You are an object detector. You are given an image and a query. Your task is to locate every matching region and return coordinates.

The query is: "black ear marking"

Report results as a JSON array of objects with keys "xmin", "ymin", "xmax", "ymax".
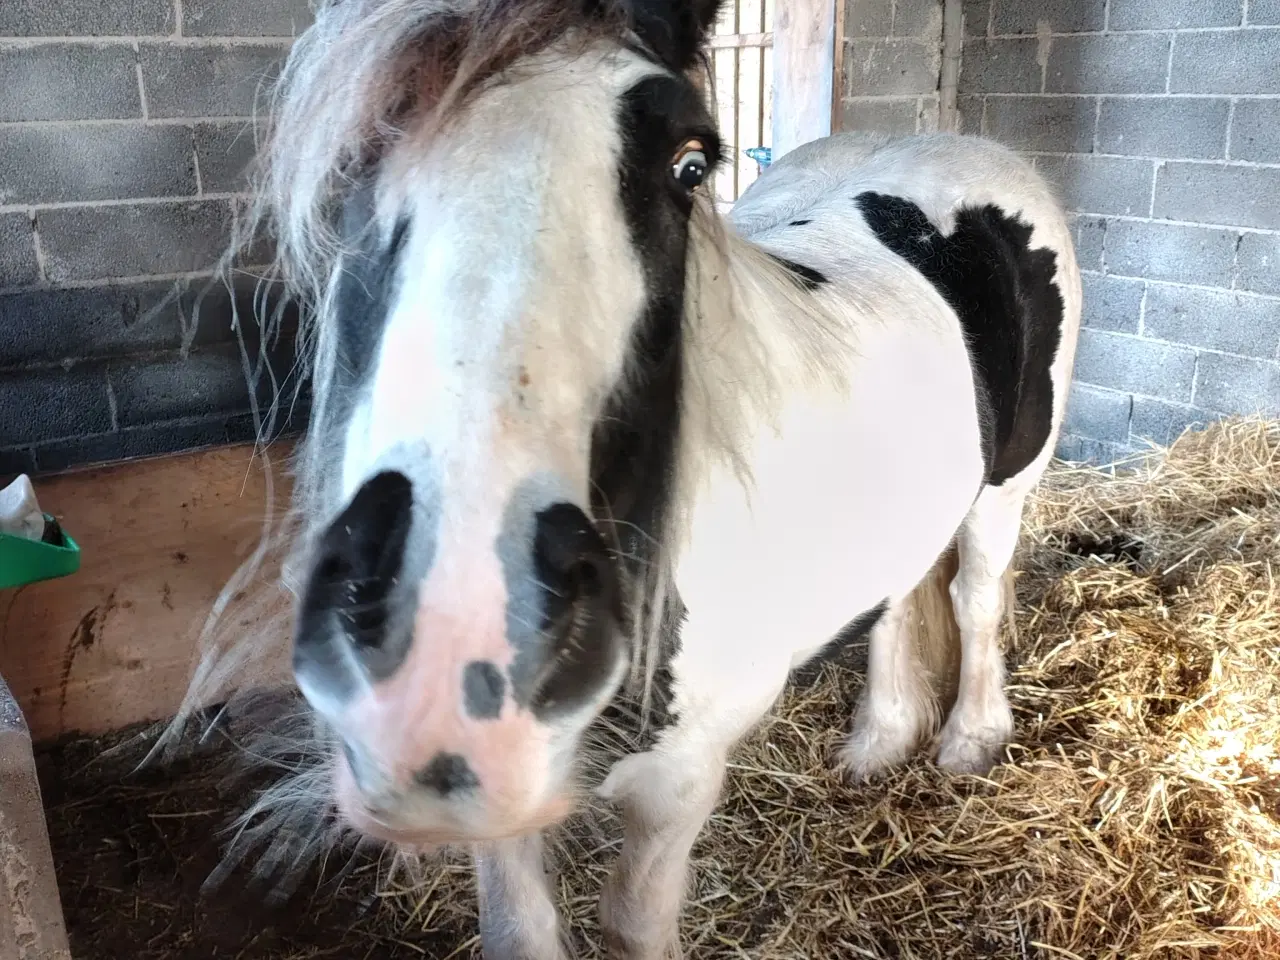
[{"xmin": 626, "ymin": 0, "xmax": 725, "ymax": 70}]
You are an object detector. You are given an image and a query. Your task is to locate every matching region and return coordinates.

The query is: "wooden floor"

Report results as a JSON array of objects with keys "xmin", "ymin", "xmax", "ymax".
[{"xmin": 0, "ymin": 444, "xmax": 295, "ymax": 742}]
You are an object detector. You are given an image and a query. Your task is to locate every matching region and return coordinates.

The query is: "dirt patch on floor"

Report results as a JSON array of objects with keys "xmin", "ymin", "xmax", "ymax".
[{"xmin": 37, "ymin": 724, "xmax": 459, "ymax": 960}]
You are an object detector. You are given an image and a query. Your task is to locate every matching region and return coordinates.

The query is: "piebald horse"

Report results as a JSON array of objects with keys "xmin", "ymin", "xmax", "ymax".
[{"xmin": 177, "ymin": 0, "xmax": 1080, "ymax": 955}]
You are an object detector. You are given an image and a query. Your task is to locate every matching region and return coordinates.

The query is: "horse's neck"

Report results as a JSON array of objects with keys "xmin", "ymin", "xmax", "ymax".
[
  {"xmin": 684, "ymin": 211, "xmax": 858, "ymax": 401},
  {"xmin": 673, "ymin": 215, "xmax": 837, "ymax": 510},
  {"xmin": 677, "ymin": 201, "xmax": 946, "ymax": 493}
]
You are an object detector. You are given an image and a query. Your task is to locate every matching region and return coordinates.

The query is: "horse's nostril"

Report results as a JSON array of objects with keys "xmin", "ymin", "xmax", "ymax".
[
  {"xmin": 296, "ymin": 470, "xmax": 414, "ymax": 680},
  {"xmin": 521, "ymin": 501, "xmax": 622, "ymax": 717},
  {"xmin": 534, "ymin": 501, "xmax": 612, "ymax": 602}
]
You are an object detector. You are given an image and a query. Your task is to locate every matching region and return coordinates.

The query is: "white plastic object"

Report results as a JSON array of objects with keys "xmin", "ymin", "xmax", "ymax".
[{"xmin": 0, "ymin": 475, "xmax": 45, "ymax": 542}]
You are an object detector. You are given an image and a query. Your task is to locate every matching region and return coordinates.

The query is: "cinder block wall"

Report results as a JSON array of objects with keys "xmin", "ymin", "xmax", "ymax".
[
  {"xmin": 841, "ymin": 0, "xmax": 943, "ymax": 133},
  {"xmin": 958, "ymin": 0, "xmax": 1280, "ymax": 460},
  {"xmin": 0, "ymin": 0, "xmax": 311, "ymax": 477},
  {"xmin": 5, "ymin": 0, "xmax": 1279, "ymax": 474}
]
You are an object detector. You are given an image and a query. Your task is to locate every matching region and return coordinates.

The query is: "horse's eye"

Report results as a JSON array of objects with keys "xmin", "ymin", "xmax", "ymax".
[{"xmin": 671, "ymin": 140, "xmax": 709, "ymax": 190}]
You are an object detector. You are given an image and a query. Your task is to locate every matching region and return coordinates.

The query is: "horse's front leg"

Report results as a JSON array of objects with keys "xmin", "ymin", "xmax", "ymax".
[
  {"xmin": 474, "ymin": 833, "xmax": 569, "ymax": 960},
  {"xmin": 596, "ymin": 627, "xmax": 793, "ymax": 959},
  {"xmin": 595, "ymin": 742, "xmax": 723, "ymax": 960}
]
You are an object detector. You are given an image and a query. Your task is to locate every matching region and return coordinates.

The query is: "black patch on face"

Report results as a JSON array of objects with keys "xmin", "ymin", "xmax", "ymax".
[
  {"xmin": 596, "ymin": 75, "xmax": 718, "ymax": 533},
  {"xmin": 414, "ymin": 751, "xmax": 479, "ymax": 795},
  {"xmin": 492, "ymin": 73, "xmax": 719, "ymax": 732},
  {"xmin": 789, "ymin": 219, "xmax": 812, "ymax": 226},
  {"xmin": 769, "ymin": 254, "xmax": 829, "ymax": 291},
  {"xmin": 295, "ymin": 467, "xmax": 435, "ymax": 696},
  {"xmin": 331, "ymin": 184, "xmax": 411, "ymax": 398},
  {"xmin": 319, "ymin": 183, "xmax": 413, "ymax": 475},
  {"xmin": 462, "ymin": 660, "xmax": 506, "ymax": 720},
  {"xmin": 854, "ymin": 192, "xmax": 1065, "ymax": 486},
  {"xmin": 592, "ymin": 75, "xmax": 711, "ymax": 539},
  {"xmin": 575, "ymin": 73, "xmax": 718, "ymax": 727}
]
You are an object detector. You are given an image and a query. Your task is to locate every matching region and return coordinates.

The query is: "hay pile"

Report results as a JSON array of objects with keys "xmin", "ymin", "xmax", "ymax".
[
  {"xmin": 377, "ymin": 417, "xmax": 1280, "ymax": 959},
  {"xmin": 49, "ymin": 417, "xmax": 1278, "ymax": 959}
]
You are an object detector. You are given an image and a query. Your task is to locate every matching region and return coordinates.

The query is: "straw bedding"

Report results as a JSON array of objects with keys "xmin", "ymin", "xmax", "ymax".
[{"xmin": 43, "ymin": 417, "xmax": 1280, "ymax": 959}]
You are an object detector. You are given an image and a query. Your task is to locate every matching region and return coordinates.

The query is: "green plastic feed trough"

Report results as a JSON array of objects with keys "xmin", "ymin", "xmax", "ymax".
[{"xmin": 0, "ymin": 516, "xmax": 81, "ymax": 590}]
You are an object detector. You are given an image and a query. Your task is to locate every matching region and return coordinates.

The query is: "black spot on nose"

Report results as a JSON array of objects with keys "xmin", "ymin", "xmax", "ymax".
[
  {"xmin": 415, "ymin": 752, "xmax": 479, "ymax": 796},
  {"xmin": 463, "ymin": 660, "xmax": 505, "ymax": 720}
]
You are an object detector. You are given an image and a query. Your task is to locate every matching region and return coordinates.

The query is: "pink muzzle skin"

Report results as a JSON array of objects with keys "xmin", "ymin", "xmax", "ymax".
[
  {"xmin": 329, "ymin": 565, "xmax": 579, "ymax": 844},
  {"xmin": 332, "ymin": 748, "xmax": 578, "ymax": 846}
]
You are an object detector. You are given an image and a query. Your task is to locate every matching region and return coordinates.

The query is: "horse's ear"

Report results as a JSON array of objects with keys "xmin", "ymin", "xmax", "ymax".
[{"xmin": 624, "ymin": 0, "xmax": 723, "ymax": 71}]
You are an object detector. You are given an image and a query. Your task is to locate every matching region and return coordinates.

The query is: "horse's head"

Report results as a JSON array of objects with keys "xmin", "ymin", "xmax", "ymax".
[{"xmin": 272, "ymin": 0, "xmax": 724, "ymax": 846}]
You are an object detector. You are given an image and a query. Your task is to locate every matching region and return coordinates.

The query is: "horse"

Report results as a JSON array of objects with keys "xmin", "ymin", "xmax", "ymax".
[{"xmin": 174, "ymin": 0, "xmax": 1081, "ymax": 955}]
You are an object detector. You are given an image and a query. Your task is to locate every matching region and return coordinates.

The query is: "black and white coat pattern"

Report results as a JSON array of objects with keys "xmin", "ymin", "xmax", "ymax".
[
  {"xmin": 590, "ymin": 130, "xmax": 1080, "ymax": 957},
  {"xmin": 175, "ymin": 2, "xmax": 1081, "ymax": 956}
]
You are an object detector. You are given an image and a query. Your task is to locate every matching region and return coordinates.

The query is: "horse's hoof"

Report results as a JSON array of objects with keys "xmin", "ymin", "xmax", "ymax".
[
  {"xmin": 935, "ymin": 726, "xmax": 1009, "ymax": 775},
  {"xmin": 834, "ymin": 725, "xmax": 916, "ymax": 783},
  {"xmin": 600, "ymin": 924, "xmax": 680, "ymax": 960}
]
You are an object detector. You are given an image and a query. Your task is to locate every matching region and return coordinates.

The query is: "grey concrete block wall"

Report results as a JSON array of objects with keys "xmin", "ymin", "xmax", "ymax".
[
  {"xmin": 839, "ymin": 0, "xmax": 943, "ymax": 135},
  {"xmin": 957, "ymin": 0, "xmax": 1280, "ymax": 462},
  {"xmin": 0, "ymin": 44, "xmax": 144, "ymax": 122},
  {"xmin": 0, "ymin": 0, "xmax": 308, "ymax": 478},
  {"xmin": 6, "ymin": 0, "xmax": 1280, "ymax": 475},
  {"xmin": 1253, "ymin": 0, "xmax": 1280, "ymax": 23}
]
